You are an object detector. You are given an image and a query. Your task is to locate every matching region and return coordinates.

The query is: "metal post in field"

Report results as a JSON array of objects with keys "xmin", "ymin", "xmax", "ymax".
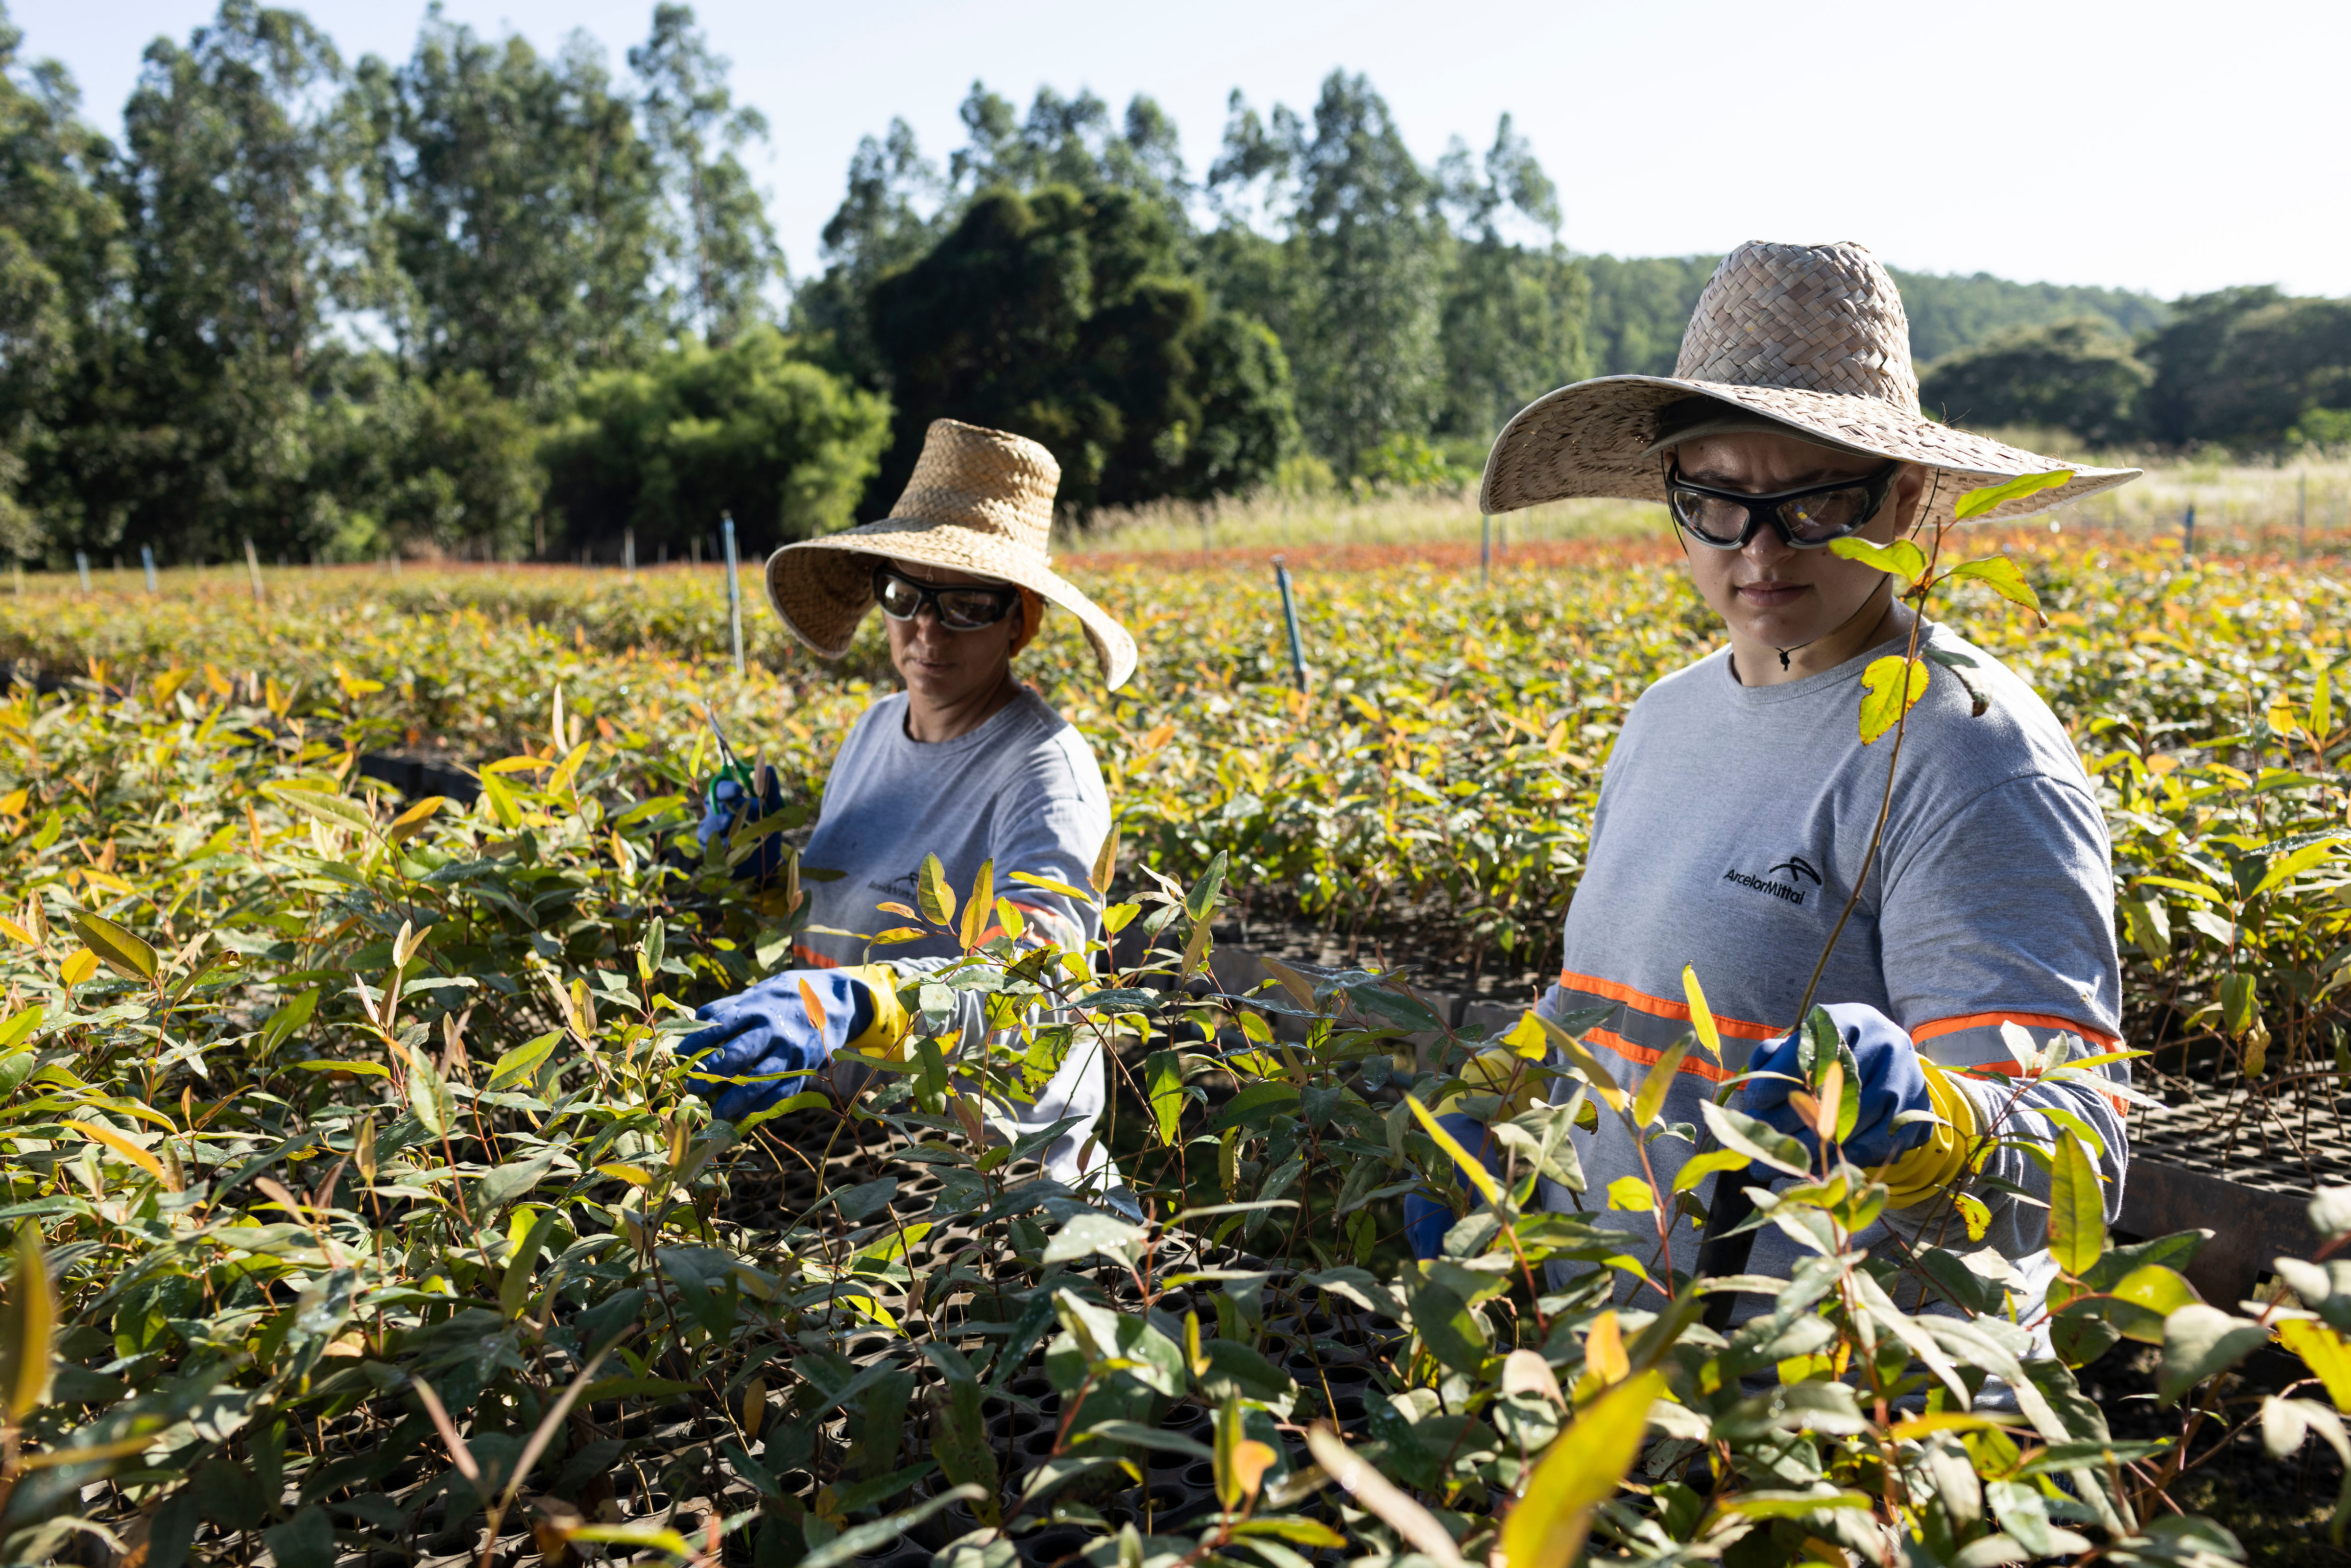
[
  {"xmin": 141, "ymin": 545, "xmax": 158, "ymax": 593},
  {"xmin": 624, "ymin": 527, "xmax": 636, "ymax": 578},
  {"xmin": 1480, "ymin": 513, "xmax": 1491, "ymax": 590},
  {"xmin": 2183, "ymin": 504, "xmax": 2195, "ymax": 557},
  {"xmin": 75, "ymin": 552, "xmax": 89, "ymax": 593},
  {"xmin": 721, "ymin": 512, "xmax": 744, "ymax": 677},
  {"xmin": 1274, "ymin": 555, "xmax": 1308, "ymax": 692},
  {"xmin": 243, "ymin": 538, "xmax": 264, "ymax": 604},
  {"xmin": 2298, "ymin": 471, "xmax": 2308, "ymax": 563}
]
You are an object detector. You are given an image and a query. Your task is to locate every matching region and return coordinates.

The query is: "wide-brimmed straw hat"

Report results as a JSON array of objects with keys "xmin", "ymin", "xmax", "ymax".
[
  {"xmin": 765, "ymin": 419, "xmax": 1138, "ymax": 689},
  {"xmin": 1478, "ymin": 240, "xmax": 2140, "ymax": 527}
]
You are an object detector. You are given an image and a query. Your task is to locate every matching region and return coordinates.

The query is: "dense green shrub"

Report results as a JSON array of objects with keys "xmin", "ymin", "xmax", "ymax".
[{"xmin": 539, "ymin": 329, "xmax": 891, "ymax": 555}]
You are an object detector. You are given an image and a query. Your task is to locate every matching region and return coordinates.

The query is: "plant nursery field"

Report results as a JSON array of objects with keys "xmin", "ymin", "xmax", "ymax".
[{"xmin": 2, "ymin": 509, "xmax": 2351, "ymax": 1566}]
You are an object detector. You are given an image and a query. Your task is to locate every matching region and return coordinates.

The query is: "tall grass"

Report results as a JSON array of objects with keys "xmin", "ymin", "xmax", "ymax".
[{"xmin": 1064, "ymin": 449, "xmax": 2351, "ymax": 562}]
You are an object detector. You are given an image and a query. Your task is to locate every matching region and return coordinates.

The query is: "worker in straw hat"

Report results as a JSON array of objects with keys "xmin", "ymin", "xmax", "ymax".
[
  {"xmin": 1409, "ymin": 241, "xmax": 2138, "ymax": 1322},
  {"xmin": 679, "ymin": 419, "xmax": 1136, "ymax": 1190}
]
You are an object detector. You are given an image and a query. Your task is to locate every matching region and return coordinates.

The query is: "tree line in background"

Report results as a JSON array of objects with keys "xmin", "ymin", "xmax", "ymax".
[{"xmin": 0, "ymin": 1, "xmax": 2346, "ymax": 570}]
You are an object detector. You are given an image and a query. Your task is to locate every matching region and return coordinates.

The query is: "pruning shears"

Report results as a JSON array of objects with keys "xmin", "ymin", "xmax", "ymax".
[{"xmin": 702, "ymin": 703, "xmax": 756, "ymax": 794}]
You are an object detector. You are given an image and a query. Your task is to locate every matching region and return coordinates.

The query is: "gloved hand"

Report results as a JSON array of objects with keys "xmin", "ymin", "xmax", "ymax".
[
  {"xmin": 680, "ymin": 964, "xmax": 907, "ymax": 1122},
  {"xmin": 1403, "ymin": 1111, "xmax": 1508, "ymax": 1259},
  {"xmin": 1403, "ymin": 1048, "xmax": 1544, "ymax": 1259},
  {"xmin": 695, "ymin": 765, "xmax": 787, "ymax": 880},
  {"xmin": 1742, "ymin": 1002, "xmax": 1932, "ymax": 1170}
]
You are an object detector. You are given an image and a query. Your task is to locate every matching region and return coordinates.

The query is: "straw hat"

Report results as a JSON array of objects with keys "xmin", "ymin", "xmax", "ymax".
[
  {"xmin": 1479, "ymin": 240, "xmax": 2141, "ymax": 527},
  {"xmin": 765, "ymin": 419, "xmax": 1138, "ymax": 689}
]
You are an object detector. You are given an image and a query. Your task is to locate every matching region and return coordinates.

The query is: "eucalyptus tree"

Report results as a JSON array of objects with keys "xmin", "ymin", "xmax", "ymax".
[
  {"xmin": 628, "ymin": 2, "xmax": 781, "ymax": 347},
  {"xmin": 115, "ymin": 0, "xmax": 360, "ymax": 559},
  {"xmin": 352, "ymin": 13, "xmax": 667, "ymax": 410}
]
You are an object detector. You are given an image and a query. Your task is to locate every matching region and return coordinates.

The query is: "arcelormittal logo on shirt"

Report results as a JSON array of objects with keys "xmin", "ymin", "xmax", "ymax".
[{"xmin": 1723, "ymin": 855, "xmax": 1822, "ymax": 906}]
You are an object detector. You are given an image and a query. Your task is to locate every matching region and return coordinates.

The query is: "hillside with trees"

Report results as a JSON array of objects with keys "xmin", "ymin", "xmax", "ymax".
[{"xmin": 0, "ymin": 0, "xmax": 2343, "ymax": 571}]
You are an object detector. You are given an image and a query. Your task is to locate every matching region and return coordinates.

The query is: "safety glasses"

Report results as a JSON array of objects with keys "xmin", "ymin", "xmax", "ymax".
[
  {"xmin": 871, "ymin": 565, "xmax": 1021, "ymax": 631},
  {"xmin": 1665, "ymin": 461, "xmax": 1902, "ymax": 550}
]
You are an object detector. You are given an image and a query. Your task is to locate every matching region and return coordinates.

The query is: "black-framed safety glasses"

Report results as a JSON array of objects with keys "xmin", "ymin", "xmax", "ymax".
[
  {"xmin": 871, "ymin": 564, "xmax": 1021, "ymax": 631},
  {"xmin": 1665, "ymin": 460, "xmax": 1902, "ymax": 550}
]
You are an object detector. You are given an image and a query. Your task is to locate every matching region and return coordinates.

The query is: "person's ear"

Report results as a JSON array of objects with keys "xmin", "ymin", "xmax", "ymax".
[{"xmin": 1892, "ymin": 465, "xmax": 1927, "ymax": 535}]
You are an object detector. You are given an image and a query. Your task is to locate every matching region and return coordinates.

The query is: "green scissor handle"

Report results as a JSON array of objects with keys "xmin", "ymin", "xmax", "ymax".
[{"xmin": 703, "ymin": 704, "xmax": 755, "ymax": 793}]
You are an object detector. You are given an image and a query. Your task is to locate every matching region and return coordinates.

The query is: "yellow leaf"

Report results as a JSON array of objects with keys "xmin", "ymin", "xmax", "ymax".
[
  {"xmin": 0, "ymin": 916, "xmax": 34, "ymax": 947},
  {"xmin": 2279, "ymin": 1319, "xmax": 2351, "ymax": 1411},
  {"xmin": 1500, "ymin": 1370, "xmax": 1663, "ymax": 1568},
  {"xmin": 1583, "ymin": 1310, "xmax": 1630, "ymax": 1384},
  {"xmin": 57, "ymin": 949, "xmax": 96, "ymax": 986},
  {"xmin": 387, "ymin": 795, "xmax": 447, "ymax": 845},
  {"xmin": 1858, "ymin": 654, "xmax": 1929, "ymax": 745},
  {"xmin": 0, "ymin": 1222, "xmax": 57, "ymax": 1420},
  {"xmin": 798, "ymin": 978, "xmax": 828, "ymax": 1034},
  {"xmin": 1605, "ymin": 1175, "xmax": 1654, "ymax": 1212},
  {"xmin": 596, "ymin": 1163, "xmax": 655, "ymax": 1187},
  {"xmin": 1681, "ymin": 965, "xmax": 1721, "ymax": 1061},
  {"xmin": 959, "ymin": 859, "xmax": 995, "ymax": 950},
  {"xmin": 1231, "ymin": 1438, "xmax": 1277, "ymax": 1500},
  {"xmin": 1404, "ymin": 1093, "xmax": 1505, "ymax": 1209},
  {"xmin": 65, "ymin": 1120, "xmax": 163, "ymax": 1181},
  {"xmin": 0, "ymin": 787, "xmax": 26, "ymax": 819}
]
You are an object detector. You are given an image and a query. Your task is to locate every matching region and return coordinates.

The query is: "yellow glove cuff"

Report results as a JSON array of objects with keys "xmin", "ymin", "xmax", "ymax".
[
  {"xmin": 840, "ymin": 963, "xmax": 910, "ymax": 1060},
  {"xmin": 1435, "ymin": 1047, "xmax": 1543, "ymax": 1119},
  {"xmin": 1873, "ymin": 1061, "xmax": 1979, "ymax": 1209}
]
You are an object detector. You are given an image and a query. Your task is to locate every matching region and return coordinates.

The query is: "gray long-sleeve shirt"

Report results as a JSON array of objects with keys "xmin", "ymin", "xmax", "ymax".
[
  {"xmin": 1538, "ymin": 620, "xmax": 2127, "ymax": 1317},
  {"xmin": 792, "ymin": 685, "xmax": 1114, "ymax": 1188}
]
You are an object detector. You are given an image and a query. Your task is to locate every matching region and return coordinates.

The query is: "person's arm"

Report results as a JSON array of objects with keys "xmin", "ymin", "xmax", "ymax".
[{"xmin": 1875, "ymin": 773, "xmax": 2129, "ymax": 1254}]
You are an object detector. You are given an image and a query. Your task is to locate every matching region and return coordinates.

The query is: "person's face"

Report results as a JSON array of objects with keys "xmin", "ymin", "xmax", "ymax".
[
  {"xmin": 883, "ymin": 558, "xmax": 1023, "ymax": 709},
  {"xmin": 1670, "ymin": 433, "xmax": 1924, "ymax": 657}
]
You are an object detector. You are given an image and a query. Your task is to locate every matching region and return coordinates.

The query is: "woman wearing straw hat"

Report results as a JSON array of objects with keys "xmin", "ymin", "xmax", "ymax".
[
  {"xmin": 680, "ymin": 419, "xmax": 1136, "ymax": 1189},
  {"xmin": 1412, "ymin": 241, "xmax": 2138, "ymax": 1315}
]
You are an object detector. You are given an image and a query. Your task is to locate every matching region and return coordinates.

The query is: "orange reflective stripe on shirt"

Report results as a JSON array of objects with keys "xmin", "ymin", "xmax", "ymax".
[
  {"xmin": 1915, "ymin": 1011, "xmax": 2128, "ymax": 1112},
  {"xmin": 1587, "ymin": 1025, "xmax": 1737, "ymax": 1084},
  {"xmin": 1911, "ymin": 1010, "xmax": 2120, "ymax": 1049},
  {"xmin": 1558, "ymin": 969, "xmax": 1781, "ymax": 1039}
]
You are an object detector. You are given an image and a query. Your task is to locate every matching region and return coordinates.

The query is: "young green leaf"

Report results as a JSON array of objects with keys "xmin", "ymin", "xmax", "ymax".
[
  {"xmin": 2048, "ymin": 1129, "xmax": 2105, "ymax": 1276},
  {"xmin": 1953, "ymin": 469, "xmax": 2074, "ymax": 521},
  {"xmin": 1827, "ymin": 536, "xmax": 1928, "ymax": 584},
  {"xmin": 70, "ymin": 910, "xmax": 157, "ymax": 983},
  {"xmin": 2159, "ymin": 1305, "xmax": 2269, "ymax": 1405},
  {"xmin": 916, "ymin": 854, "xmax": 956, "ymax": 926},
  {"xmin": 1090, "ymin": 822, "xmax": 1120, "ymax": 897},
  {"xmin": 1859, "ymin": 654, "xmax": 1929, "ymax": 744},
  {"xmin": 1184, "ymin": 851, "xmax": 1228, "ymax": 923},
  {"xmin": 1947, "ymin": 557, "xmax": 2045, "ymax": 622},
  {"xmin": 1632, "ymin": 1040, "xmax": 1690, "ymax": 1129},
  {"xmin": 258, "ymin": 988, "xmax": 318, "ymax": 1055}
]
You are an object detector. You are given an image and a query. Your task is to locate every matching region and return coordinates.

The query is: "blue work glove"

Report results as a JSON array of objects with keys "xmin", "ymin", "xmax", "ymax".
[
  {"xmin": 1403, "ymin": 1112, "xmax": 1507, "ymax": 1259},
  {"xmin": 695, "ymin": 766, "xmax": 787, "ymax": 880},
  {"xmin": 680, "ymin": 968, "xmax": 879, "ymax": 1122},
  {"xmin": 1741, "ymin": 1002, "xmax": 1932, "ymax": 1170}
]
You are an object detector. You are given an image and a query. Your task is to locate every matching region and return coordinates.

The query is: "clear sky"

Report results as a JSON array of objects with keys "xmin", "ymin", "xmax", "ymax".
[{"xmin": 12, "ymin": 0, "xmax": 2345, "ymax": 301}]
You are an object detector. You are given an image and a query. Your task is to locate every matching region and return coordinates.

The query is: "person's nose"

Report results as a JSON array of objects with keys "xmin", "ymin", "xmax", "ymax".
[{"xmin": 1741, "ymin": 512, "xmax": 1795, "ymax": 569}]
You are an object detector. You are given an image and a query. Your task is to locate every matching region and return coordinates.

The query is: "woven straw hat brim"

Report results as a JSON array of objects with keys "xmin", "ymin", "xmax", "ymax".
[
  {"xmin": 1478, "ymin": 376, "xmax": 2140, "ymax": 528},
  {"xmin": 763, "ymin": 517, "xmax": 1139, "ymax": 691}
]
